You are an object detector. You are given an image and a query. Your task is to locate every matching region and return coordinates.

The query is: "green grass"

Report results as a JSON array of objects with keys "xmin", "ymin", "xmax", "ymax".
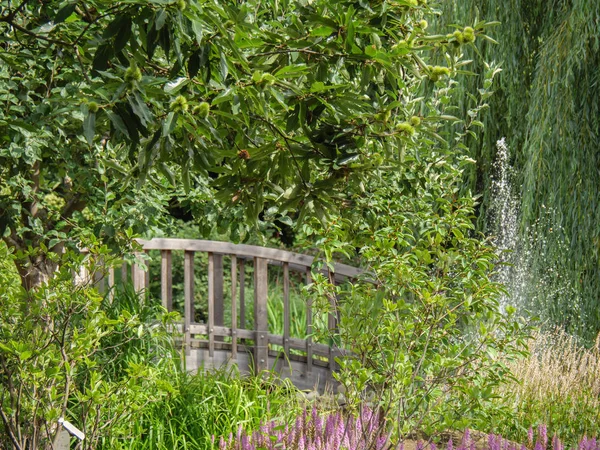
[{"xmin": 97, "ymin": 366, "xmax": 303, "ymax": 450}]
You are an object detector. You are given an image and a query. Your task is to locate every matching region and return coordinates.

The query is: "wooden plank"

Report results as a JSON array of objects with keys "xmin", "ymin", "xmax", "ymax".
[
  {"xmin": 208, "ymin": 253, "xmax": 215, "ymax": 358},
  {"xmin": 213, "ymin": 254, "xmax": 224, "ymax": 342},
  {"xmin": 328, "ymin": 294, "xmax": 338, "ymax": 371},
  {"xmin": 94, "ymin": 262, "xmax": 105, "ymax": 294},
  {"xmin": 108, "ymin": 267, "xmax": 115, "ymax": 302},
  {"xmin": 121, "ymin": 263, "xmax": 128, "ymax": 284},
  {"xmin": 138, "ymin": 238, "xmax": 363, "ymax": 278},
  {"xmin": 161, "ymin": 250, "xmax": 173, "ymax": 311},
  {"xmin": 328, "ymin": 269, "xmax": 338, "ymax": 371},
  {"xmin": 230, "ymin": 255, "xmax": 238, "ymax": 360},
  {"xmin": 144, "ymin": 250, "xmax": 150, "ymax": 292},
  {"xmin": 239, "ymin": 259, "xmax": 246, "ymax": 329},
  {"xmin": 133, "ymin": 252, "xmax": 146, "ymax": 294},
  {"xmin": 254, "ymin": 257, "xmax": 269, "ymax": 373},
  {"xmin": 184, "ymin": 251, "xmax": 194, "ymax": 355},
  {"xmin": 306, "ymin": 268, "xmax": 313, "ymax": 374},
  {"xmin": 283, "ymin": 262, "xmax": 290, "ymax": 360}
]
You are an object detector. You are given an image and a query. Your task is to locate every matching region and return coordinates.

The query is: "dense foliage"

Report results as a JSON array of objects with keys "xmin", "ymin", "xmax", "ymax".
[
  {"xmin": 1, "ymin": 0, "xmax": 498, "ymax": 289},
  {"xmin": 438, "ymin": 0, "xmax": 600, "ymax": 342},
  {"xmin": 0, "ymin": 242, "xmax": 179, "ymax": 449},
  {"xmin": 3, "ymin": 0, "xmax": 597, "ymax": 448}
]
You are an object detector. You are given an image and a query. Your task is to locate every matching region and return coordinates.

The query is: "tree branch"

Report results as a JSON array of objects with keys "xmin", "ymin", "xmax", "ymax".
[{"xmin": 0, "ymin": 18, "xmax": 72, "ymax": 46}]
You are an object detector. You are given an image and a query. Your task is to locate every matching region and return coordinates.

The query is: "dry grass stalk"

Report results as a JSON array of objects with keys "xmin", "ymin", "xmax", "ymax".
[{"xmin": 503, "ymin": 328, "xmax": 600, "ymax": 407}]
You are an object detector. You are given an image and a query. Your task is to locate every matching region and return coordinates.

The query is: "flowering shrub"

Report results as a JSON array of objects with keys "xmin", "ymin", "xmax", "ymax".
[
  {"xmin": 218, "ymin": 406, "xmax": 388, "ymax": 450},
  {"xmin": 217, "ymin": 410, "xmax": 600, "ymax": 450}
]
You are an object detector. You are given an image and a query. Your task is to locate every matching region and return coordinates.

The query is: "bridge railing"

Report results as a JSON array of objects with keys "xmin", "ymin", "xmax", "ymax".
[{"xmin": 89, "ymin": 238, "xmax": 362, "ymax": 389}]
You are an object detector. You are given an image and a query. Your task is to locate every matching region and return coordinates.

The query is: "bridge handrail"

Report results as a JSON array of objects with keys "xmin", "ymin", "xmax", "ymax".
[
  {"xmin": 89, "ymin": 238, "xmax": 363, "ymax": 385},
  {"xmin": 137, "ymin": 238, "xmax": 363, "ymax": 278}
]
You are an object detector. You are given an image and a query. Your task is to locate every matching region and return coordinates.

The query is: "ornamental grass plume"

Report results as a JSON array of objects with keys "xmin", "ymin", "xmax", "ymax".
[{"xmin": 498, "ymin": 328, "xmax": 600, "ymax": 443}]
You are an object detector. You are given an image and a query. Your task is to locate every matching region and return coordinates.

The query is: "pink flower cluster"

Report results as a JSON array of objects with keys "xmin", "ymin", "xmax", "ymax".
[
  {"xmin": 217, "ymin": 411, "xmax": 600, "ymax": 450},
  {"xmin": 217, "ymin": 406, "xmax": 388, "ymax": 450}
]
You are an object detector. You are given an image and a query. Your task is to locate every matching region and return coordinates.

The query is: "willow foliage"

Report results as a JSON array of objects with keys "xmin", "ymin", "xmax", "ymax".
[{"xmin": 437, "ymin": 0, "xmax": 600, "ymax": 341}]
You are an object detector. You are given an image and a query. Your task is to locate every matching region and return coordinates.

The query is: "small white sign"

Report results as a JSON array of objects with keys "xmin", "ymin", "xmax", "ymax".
[{"xmin": 58, "ymin": 417, "xmax": 85, "ymax": 441}]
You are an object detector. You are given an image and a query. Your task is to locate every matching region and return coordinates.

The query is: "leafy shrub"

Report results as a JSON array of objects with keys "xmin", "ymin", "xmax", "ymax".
[
  {"xmin": 300, "ymin": 61, "xmax": 531, "ymax": 438},
  {"xmin": 0, "ymin": 243, "xmax": 178, "ymax": 450}
]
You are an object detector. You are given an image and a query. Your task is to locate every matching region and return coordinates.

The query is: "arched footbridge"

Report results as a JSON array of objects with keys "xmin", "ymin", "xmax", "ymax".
[{"xmin": 90, "ymin": 239, "xmax": 363, "ymax": 392}]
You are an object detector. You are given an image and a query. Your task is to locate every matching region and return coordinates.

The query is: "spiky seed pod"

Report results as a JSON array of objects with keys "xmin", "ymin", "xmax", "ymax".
[
  {"xmin": 410, "ymin": 116, "xmax": 421, "ymax": 127},
  {"xmin": 376, "ymin": 110, "xmax": 391, "ymax": 122},
  {"xmin": 419, "ymin": 20, "xmax": 428, "ymax": 29},
  {"xmin": 124, "ymin": 65, "xmax": 142, "ymax": 84},
  {"xmin": 428, "ymin": 65, "xmax": 451, "ymax": 81},
  {"xmin": 170, "ymin": 95, "xmax": 189, "ymax": 113},
  {"xmin": 261, "ymin": 73, "xmax": 276, "ymax": 86},
  {"xmin": 176, "ymin": 0, "xmax": 186, "ymax": 10},
  {"xmin": 453, "ymin": 30, "xmax": 465, "ymax": 44},
  {"xmin": 194, "ymin": 102, "xmax": 210, "ymax": 119},
  {"xmin": 238, "ymin": 149, "xmax": 250, "ymax": 160},
  {"xmin": 252, "ymin": 71, "xmax": 263, "ymax": 83},
  {"xmin": 397, "ymin": 122, "xmax": 416, "ymax": 135},
  {"xmin": 44, "ymin": 193, "xmax": 65, "ymax": 211},
  {"xmin": 88, "ymin": 102, "xmax": 100, "ymax": 113},
  {"xmin": 462, "ymin": 26, "xmax": 475, "ymax": 43}
]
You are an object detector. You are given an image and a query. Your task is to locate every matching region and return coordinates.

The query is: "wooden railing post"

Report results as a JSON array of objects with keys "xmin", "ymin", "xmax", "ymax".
[
  {"xmin": 230, "ymin": 255, "xmax": 238, "ymax": 361},
  {"xmin": 207, "ymin": 253, "xmax": 215, "ymax": 358},
  {"xmin": 239, "ymin": 259, "xmax": 246, "ymax": 329},
  {"xmin": 213, "ymin": 254, "xmax": 224, "ymax": 342},
  {"xmin": 161, "ymin": 250, "xmax": 173, "ymax": 311},
  {"xmin": 133, "ymin": 252, "xmax": 146, "ymax": 294},
  {"xmin": 184, "ymin": 251, "xmax": 194, "ymax": 355},
  {"xmin": 305, "ymin": 269, "xmax": 313, "ymax": 375},
  {"xmin": 108, "ymin": 267, "xmax": 115, "ymax": 301},
  {"xmin": 254, "ymin": 257, "xmax": 269, "ymax": 373},
  {"xmin": 283, "ymin": 262, "xmax": 291, "ymax": 361},
  {"xmin": 328, "ymin": 270, "xmax": 338, "ymax": 371}
]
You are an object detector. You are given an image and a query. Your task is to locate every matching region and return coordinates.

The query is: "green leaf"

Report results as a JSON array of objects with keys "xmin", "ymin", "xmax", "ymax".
[
  {"xmin": 83, "ymin": 112, "xmax": 96, "ymax": 146},
  {"xmin": 155, "ymin": 9, "xmax": 168, "ymax": 31},
  {"xmin": 164, "ymin": 77, "xmax": 188, "ymax": 94},
  {"xmin": 188, "ymin": 50, "xmax": 201, "ymax": 78},
  {"xmin": 107, "ymin": 111, "xmax": 129, "ymax": 137},
  {"xmin": 114, "ymin": 17, "xmax": 132, "ymax": 53},
  {"xmin": 162, "ymin": 112, "xmax": 176, "ymax": 137},
  {"xmin": 55, "ymin": 3, "xmax": 77, "ymax": 23},
  {"xmin": 311, "ymin": 26, "xmax": 336, "ymax": 37}
]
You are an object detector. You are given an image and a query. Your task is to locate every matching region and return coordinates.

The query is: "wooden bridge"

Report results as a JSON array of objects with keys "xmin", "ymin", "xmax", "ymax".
[{"xmin": 90, "ymin": 239, "xmax": 363, "ymax": 391}]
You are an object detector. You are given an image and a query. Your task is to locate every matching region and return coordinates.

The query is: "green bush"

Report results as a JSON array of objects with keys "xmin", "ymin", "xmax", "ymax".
[
  {"xmin": 0, "ymin": 243, "xmax": 178, "ymax": 450},
  {"xmin": 300, "ymin": 61, "xmax": 532, "ymax": 439}
]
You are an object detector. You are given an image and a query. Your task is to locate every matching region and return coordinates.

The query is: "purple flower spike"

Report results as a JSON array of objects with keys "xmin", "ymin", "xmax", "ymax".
[
  {"xmin": 462, "ymin": 429, "xmax": 471, "ymax": 450},
  {"xmin": 552, "ymin": 434, "xmax": 561, "ymax": 450},
  {"xmin": 375, "ymin": 435, "xmax": 388, "ymax": 450},
  {"xmin": 528, "ymin": 428, "xmax": 534, "ymax": 448},
  {"xmin": 447, "ymin": 438, "xmax": 453, "ymax": 450},
  {"xmin": 538, "ymin": 424, "xmax": 548, "ymax": 450}
]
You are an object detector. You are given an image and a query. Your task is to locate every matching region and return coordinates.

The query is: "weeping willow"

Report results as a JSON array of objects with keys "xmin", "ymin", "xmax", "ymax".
[{"xmin": 436, "ymin": 0, "xmax": 600, "ymax": 342}]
